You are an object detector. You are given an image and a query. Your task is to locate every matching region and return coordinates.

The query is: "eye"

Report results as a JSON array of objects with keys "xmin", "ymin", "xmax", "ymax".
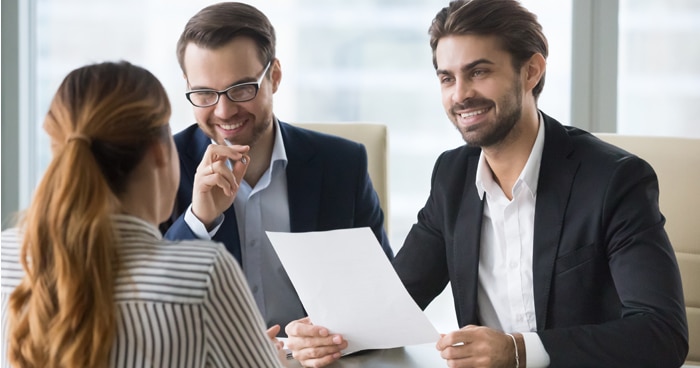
[
  {"xmin": 439, "ymin": 75, "xmax": 454, "ymax": 84},
  {"xmin": 471, "ymin": 69, "xmax": 488, "ymax": 78}
]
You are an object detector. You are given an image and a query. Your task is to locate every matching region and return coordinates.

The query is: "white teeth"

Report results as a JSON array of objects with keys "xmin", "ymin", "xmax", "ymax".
[
  {"xmin": 220, "ymin": 122, "xmax": 243, "ymax": 130},
  {"xmin": 460, "ymin": 108, "xmax": 488, "ymax": 118}
]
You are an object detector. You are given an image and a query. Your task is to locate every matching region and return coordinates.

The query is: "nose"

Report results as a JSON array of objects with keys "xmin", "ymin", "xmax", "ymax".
[
  {"xmin": 452, "ymin": 77, "xmax": 476, "ymax": 104},
  {"xmin": 213, "ymin": 94, "xmax": 239, "ymax": 119}
]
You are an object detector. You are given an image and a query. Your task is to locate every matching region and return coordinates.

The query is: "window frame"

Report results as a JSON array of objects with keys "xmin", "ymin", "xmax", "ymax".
[{"xmin": 2, "ymin": 0, "xmax": 38, "ymax": 228}]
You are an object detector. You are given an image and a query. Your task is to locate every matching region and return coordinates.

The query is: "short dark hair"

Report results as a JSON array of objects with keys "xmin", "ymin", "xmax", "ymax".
[
  {"xmin": 176, "ymin": 2, "xmax": 276, "ymax": 75},
  {"xmin": 429, "ymin": 0, "xmax": 548, "ymax": 99}
]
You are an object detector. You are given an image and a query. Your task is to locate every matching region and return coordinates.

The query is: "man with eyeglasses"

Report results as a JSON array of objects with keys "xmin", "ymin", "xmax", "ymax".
[{"xmin": 162, "ymin": 1, "xmax": 393, "ymax": 338}]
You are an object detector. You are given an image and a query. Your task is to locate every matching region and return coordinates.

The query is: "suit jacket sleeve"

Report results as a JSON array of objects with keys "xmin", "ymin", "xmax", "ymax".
[
  {"xmin": 392, "ymin": 146, "xmax": 486, "ymax": 325},
  {"xmin": 538, "ymin": 154, "xmax": 688, "ymax": 367},
  {"xmin": 284, "ymin": 122, "xmax": 392, "ymax": 260},
  {"xmin": 354, "ymin": 147, "xmax": 393, "ymax": 259},
  {"xmin": 164, "ymin": 212, "xmax": 198, "ymax": 241}
]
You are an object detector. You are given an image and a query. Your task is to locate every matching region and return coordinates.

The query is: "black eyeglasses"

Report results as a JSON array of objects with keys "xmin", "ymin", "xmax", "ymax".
[{"xmin": 185, "ymin": 61, "xmax": 271, "ymax": 107}]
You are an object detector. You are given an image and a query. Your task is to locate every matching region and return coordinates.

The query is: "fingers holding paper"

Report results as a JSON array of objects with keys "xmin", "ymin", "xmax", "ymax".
[
  {"xmin": 267, "ymin": 324, "xmax": 285, "ymax": 351},
  {"xmin": 436, "ymin": 325, "xmax": 518, "ymax": 368},
  {"xmin": 266, "ymin": 324, "xmax": 288, "ymax": 367},
  {"xmin": 285, "ymin": 317, "xmax": 347, "ymax": 367}
]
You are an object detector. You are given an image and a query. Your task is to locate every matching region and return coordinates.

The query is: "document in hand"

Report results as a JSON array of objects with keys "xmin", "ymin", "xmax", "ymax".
[{"xmin": 266, "ymin": 227, "xmax": 440, "ymax": 354}]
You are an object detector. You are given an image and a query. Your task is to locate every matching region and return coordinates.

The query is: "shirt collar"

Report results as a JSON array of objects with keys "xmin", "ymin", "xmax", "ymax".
[
  {"xmin": 475, "ymin": 111, "xmax": 545, "ymax": 200},
  {"xmin": 111, "ymin": 214, "xmax": 163, "ymax": 240},
  {"xmin": 270, "ymin": 117, "xmax": 288, "ymax": 169}
]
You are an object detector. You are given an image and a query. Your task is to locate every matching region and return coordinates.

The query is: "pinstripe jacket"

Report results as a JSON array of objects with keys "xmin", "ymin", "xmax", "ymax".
[{"xmin": 1, "ymin": 214, "xmax": 283, "ymax": 367}]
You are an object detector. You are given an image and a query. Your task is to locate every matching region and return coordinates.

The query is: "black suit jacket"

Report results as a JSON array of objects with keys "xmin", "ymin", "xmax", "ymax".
[
  {"xmin": 393, "ymin": 113, "xmax": 688, "ymax": 367},
  {"xmin": 163, "ymin": 120, "xmax": 393, "ymax": 262}
]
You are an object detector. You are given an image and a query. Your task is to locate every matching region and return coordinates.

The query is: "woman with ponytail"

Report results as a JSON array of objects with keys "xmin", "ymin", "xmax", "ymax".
[{"xmin": 1, "ymin": 61, "xmax": 285, "ymax": 367}]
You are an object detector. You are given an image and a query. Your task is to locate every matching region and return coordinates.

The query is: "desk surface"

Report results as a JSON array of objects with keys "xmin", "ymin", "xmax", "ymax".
[
  {"xmin": 287, "ymin": 343, "xmax": 444, "ymax": 368},
  {"xmin": 287, "ymin": 344, "xmax": 700, "ymax": 368}
]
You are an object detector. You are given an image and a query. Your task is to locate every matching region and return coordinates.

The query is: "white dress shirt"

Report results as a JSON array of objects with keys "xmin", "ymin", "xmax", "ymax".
[
  {"xmin": 185, "ymin": 119, "xmax": 304, "ymax": 329},
  {"xmin": 1, "ymin": 214, "xmax": 283, "ymax": 368},
  {"xmin": 474, "ymin": 114, "xmax": 550, "ymax": 367}
]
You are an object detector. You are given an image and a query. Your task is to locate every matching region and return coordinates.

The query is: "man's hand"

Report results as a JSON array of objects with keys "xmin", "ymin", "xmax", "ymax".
[
  {"xmin": 191, "ymin": 143, "xmax": 250, "ymax": 228},
  {"xmin": 267, "ymin": 324, "xmax": 288, "ymax": 367},
  {"xmin": 267, "ymin": 324, "xmax": 285, "ymax": 351},
  {"xmin": 436, "ymin": 325, "xmax": 520, "ymax": 368},
  {"xmin": 285, "ymin": 317, "xmax": 347, "ymax": 368}
]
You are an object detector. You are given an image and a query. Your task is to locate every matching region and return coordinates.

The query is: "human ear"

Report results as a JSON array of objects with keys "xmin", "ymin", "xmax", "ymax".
[
  {"xmin": 524, "ymin": 53, "xmax": 546, "ymax": 92},
  {"xmin": 270, "ymin": 58, "xmax": 282, "ymax": 93}
]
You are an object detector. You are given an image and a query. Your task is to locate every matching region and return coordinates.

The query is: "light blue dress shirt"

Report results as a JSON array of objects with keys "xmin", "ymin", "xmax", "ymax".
[{"xmin": 184, "ymin": 119, "xmax": 305, "ymax": 330}]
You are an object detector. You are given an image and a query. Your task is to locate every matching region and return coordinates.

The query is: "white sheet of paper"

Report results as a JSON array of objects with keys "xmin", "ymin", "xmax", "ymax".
[{"xmin": 266, "ymin": 227, "xmax": 440, "ymax": 354}]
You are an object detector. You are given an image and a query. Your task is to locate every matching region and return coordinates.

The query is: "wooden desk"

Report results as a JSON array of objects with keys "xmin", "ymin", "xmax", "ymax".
[{"xmin": 287, "ymin": 343, "xmax": 444, "ymax": 368}]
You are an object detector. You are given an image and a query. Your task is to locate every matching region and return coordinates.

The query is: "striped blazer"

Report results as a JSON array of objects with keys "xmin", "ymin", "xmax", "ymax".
[{"xmin": 1, "ymin": 214, "xmax": 283, "ymax": 367}]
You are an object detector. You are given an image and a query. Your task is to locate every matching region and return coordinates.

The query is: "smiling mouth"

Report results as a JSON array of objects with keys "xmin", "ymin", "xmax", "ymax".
[
  {"xmin": 219, "ymin": 121, "xmax": 244, "ymax": 130},
  {"xmin": 459, "ymin": 107, "xmax": 490, "ymax": 119}
]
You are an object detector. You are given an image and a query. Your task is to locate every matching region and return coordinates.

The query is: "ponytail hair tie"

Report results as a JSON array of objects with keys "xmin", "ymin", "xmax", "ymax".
[{"xmin": 66, "ymin": 134, "xmax": 92, "ymax": 146}]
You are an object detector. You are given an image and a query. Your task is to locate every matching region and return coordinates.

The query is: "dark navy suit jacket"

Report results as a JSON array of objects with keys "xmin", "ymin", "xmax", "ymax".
[
  {"xmin": 163, "ymin": 120, "xmax": 392, "ymax": 264},
  {"xmin": 393, "ymin": 113, "xmax": 688, "ymax": 367}
]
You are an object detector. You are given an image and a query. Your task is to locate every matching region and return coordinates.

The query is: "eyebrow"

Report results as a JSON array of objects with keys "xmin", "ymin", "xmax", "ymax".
[
  {"xmin": 436, "ymin": 58, "xmax": 495, "ymax": 76},
  {"xmin": 187, "ymin": 75, "xmax": 257, "ymax": 91}
]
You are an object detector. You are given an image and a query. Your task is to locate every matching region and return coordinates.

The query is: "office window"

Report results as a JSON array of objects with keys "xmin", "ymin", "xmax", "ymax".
[
  {"xmin": 30, "ymin": 0, "xmax": 571, "ymax": 252},
  {"xmin": 618, "ymin": 0, "xmax": 700, "ymax": 137},
  {"xmin": 21, "ymin": 0, "xmax": 572, "ymax": 332}
]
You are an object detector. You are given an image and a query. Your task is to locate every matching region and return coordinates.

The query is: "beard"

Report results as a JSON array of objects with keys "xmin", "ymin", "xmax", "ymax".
[
  {"xmin": 245, "ymin": 114, "xmax": 272, "ymax": 148},
  {"xmin": 451, "ymin": 77, "xmax": 523, "ymax": 148},
  {"xmin": 209, "ymin": 111, "xmax": 273, "ymax": 148}
]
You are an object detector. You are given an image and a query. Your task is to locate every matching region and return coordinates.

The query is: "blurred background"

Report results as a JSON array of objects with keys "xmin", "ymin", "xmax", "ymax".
[{"xmin": 3, "ymin": 0, "xmax": 700, "ymax": 332}]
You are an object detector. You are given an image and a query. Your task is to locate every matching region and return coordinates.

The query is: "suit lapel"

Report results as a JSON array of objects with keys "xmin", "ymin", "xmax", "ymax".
[
  {"xmin": 452, "ymin": 153, "xmax": 484, "ymax": 326},
  {"xmin": 532, "ymin": 114, "xmax": 579, "ymax": 330},
  {"xmin": 280, "ymin": 122, "xmax": 323, "ymax": 232},
  {"xmin": 184, "ymin": 128, "xmax": 211, "ymax": 177},
  {"xmin": 216, "ymin": 208, "xmax": 242, "ymax": 262}
]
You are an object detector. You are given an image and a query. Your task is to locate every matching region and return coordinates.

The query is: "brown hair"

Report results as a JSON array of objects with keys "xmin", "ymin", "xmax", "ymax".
[
  {"xmin": 7, "ymin": 61, "xmax": 171, "ymax": 367},
  {"xmin": 429, "ymin": 0, "xmax": 549, "ymax": 99},
  {"xmin": 176, "ymin": 2, "xmax": 276, "ymax": 75}
]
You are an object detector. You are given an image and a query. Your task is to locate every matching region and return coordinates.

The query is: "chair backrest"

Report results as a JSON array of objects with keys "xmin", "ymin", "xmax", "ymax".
[
  {"xmin": 294, "ymin": 122, "xmax": 389, "ymax": 234},
  {"xmin": 594, "ymin": 133, "xmax": 700, "ymax": 364}
]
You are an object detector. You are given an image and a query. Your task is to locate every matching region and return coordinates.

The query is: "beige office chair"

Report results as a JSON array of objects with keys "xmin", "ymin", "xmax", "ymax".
[
  {"xmin": 594, "ymin": 133, "xmax": 700, "ymax": 365},
  {"xmin": 294, "ymin": 122, "xmax": 389, "ymax": 234}
]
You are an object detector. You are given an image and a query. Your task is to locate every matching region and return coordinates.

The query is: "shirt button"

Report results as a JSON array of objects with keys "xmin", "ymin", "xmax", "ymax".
[
  {"xmin": 252, "ymin": 286, "xmax": 259, "ymax": 293},
  {"xmin": 509, "ymin": 261, "xmax": 518, "ymax": 268}
]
